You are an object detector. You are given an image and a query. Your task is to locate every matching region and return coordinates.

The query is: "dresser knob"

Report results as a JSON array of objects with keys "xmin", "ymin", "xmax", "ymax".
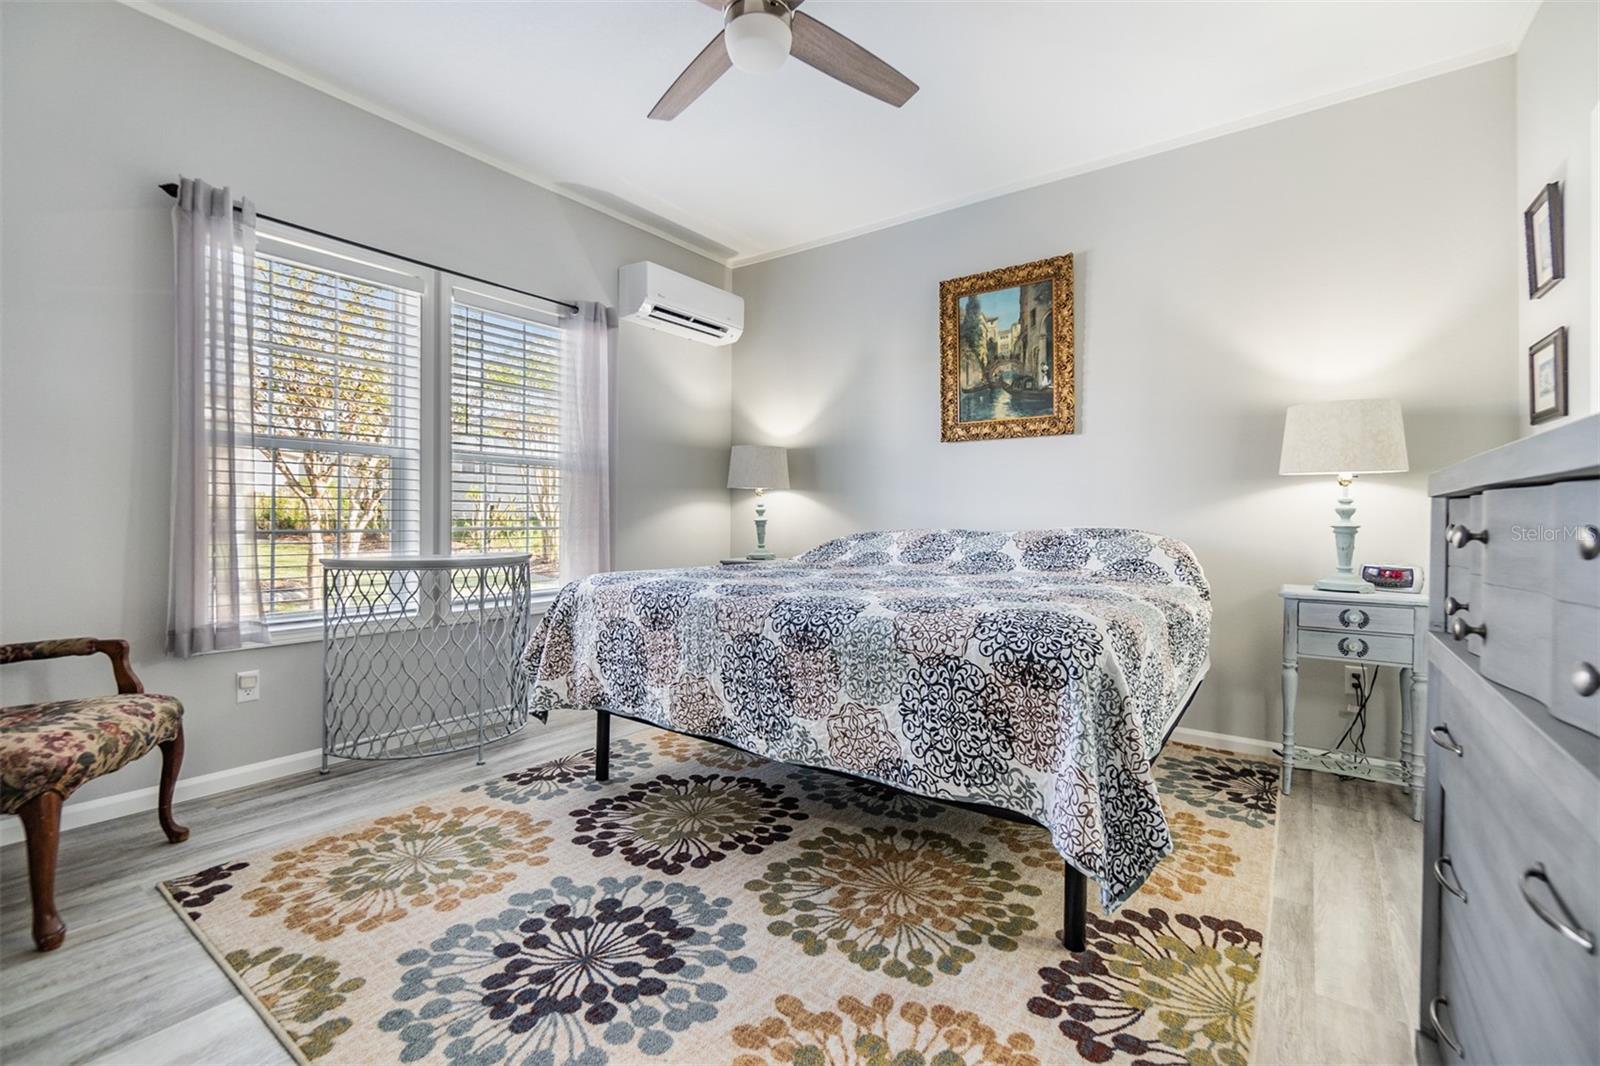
[
  {"xmin": 1444, "ymin": 596, "xmax": 1470, "ymax": 617},
  {"xmin": 1574, "ymin": 662, "xmax": 1600, "ymax": 698},
  {"xmin": 1447, "ymin": 523, "xmax": 1488, "ymax": 549},
  {"xmin": 1450, "ymin": 617, "xmax": 1487, "ymax": 642},
  {"xmin": 1578, "ymin": 525, "xmax": 1600, "ymax": 561},
  {"xmin": 1337, "ymin": 636, "xmax": 1369, "ymax": 658},
  {"xmin": 1338, "ymin": 608, "xmax": 1370, "ymax": 629}
]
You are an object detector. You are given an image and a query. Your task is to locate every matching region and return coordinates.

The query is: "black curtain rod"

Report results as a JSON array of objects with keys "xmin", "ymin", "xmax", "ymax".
[{"xmin": 157, "ymin": 183, "xmax": 579, "ymax": 314}]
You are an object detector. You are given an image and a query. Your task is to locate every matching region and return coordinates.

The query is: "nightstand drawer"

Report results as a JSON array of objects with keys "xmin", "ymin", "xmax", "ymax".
[
  {"xmin": 1297, "ymin": 602, "xmax": 1415, "ymax": 635},
  {"xmin": 1297, "ymin": 628, "xmax": 1413, "ymax": 665}
]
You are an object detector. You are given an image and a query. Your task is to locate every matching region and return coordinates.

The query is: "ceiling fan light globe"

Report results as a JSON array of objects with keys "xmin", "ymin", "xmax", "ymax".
[{"xmin": 725, "ymin": 11, "xmax": 791, "ymax": 75}]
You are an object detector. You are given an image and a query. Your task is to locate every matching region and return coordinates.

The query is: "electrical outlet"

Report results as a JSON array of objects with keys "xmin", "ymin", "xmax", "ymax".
[
  {"xmin": 1343, "ymin": 666, "xmax": 1363, "ymax": 714},
  {"xmin": 236, "ymin": 669, "xmax": 260, "ymax": 704}
]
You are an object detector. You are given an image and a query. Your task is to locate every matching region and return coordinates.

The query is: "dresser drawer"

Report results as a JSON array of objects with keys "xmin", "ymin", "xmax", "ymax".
[
  {"xmin": 1433, "ymin": 880, "xmax": 1505, "ymax": 1064},
  {"xmin": 1297, "ymin": 601, "xmax": 1416, "ymax": 635},
  {"xmin": 1296, "ymin": 628, "xmax": 1413, "ymax": 665},
  {"xmin": 1551, "ymin": 600, "xmax": 1600, "ymax": 736},
  {"xmin": 1473, "ymin": 582, "xmax": 1555, "ymax": 704},
  {"xmin": 1553, "ymin": 478, "xmax": 1600, "ymax": 607},
  {"xmin": 1483, "ymin": 484, "xmax": 1556, "ymax": 595},
  {"xmin": 1442, "ymin": 568, "xmax": 1479, "ymax": 630},
  {"xmin": 1443, "ymin": 779, "xmax": 1600, "ymax": 1066},
  {"xmin": 1445, "ymin": 494, "xmax": 1485, "ymax": 575}
]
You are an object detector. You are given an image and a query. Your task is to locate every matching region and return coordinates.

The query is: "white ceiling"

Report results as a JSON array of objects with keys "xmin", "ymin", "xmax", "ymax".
[{"xmin": 145, "ymin": 0, "xmax": 1538, "ymax": 266}]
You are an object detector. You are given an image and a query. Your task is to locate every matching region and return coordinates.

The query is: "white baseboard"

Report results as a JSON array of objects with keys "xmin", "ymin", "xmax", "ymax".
[
  {"xmin": 0, "ymin": 747, "xmax": 323, "ymax": 847},
  {"xmin": 1, "ymin": 725, "xmax": 1314, "ymax": 847},
  {"xmin": 1169, "ymin": 726, "xmax": 1279, "ymax": 757}
]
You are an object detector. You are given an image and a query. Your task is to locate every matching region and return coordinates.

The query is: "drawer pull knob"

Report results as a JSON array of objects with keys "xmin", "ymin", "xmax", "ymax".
[
  {"xmin": 1429, "ymin": 724, "xmax": 1463, "ymax": 756},
  {"xmin": 1574, "ymin": 662, "xmax": 1600, "ymax": 698},
  {"xmin": 1444, "ymin": 596, "xmax": 1469, "ymax": 617},
  {"xmin": 1428, "ymin": 997, "xmax": 1464, "ymax": 1057},
  {"xmin": 1432, "ymin": 856, "xmax": 1468, "ymax": 903},
  {"xmin": 1447, "ymin": 523, "xmax": 1489, "ymax": 549},
  {"xmin": 1336, "ymin": 636, "xmax": 1369, "ymax": 658},
  {"xmin": 1338, "ymin": 608, "xmax": 1370, "ymax": 629},
  {"xmin": 1578, "ymin": 525, "xmax": 1599, "ymax": 561},
  {"xmin": 1449, "ymin": 617, "xmax": 1487, "ymax": 642},
  {"xmin": 1521, "ymin": 864, "xmax": 1596, "ymax": 954}
]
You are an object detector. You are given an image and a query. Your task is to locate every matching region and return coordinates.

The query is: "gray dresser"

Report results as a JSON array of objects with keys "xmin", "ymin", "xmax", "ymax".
[{"xmin": 1419, "ymin": 414, "xmax": 1600, "ymax": 1065}]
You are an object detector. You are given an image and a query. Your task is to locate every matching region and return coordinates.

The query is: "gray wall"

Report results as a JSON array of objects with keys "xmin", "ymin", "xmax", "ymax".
[
  {"xmin": 731, "ymin": 60, "xmax": 1521, "ymax": 751},
  {"xmin": 1515, "ymin": 0, "xmax": 1599, "ymax": 433},
  {"xmin": 0, "ymin": 1, "xmax": 731, "ymax": 802}
]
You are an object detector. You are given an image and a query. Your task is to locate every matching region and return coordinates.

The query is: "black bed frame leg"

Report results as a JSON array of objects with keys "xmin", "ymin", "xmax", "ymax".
[
  {"xmin": 1063, "ymin": 863, "xmax": 1087, "ymax": 953},
  {"xmin": 594, "ymin": 710, "xmax": 611, "ymax": 782}
]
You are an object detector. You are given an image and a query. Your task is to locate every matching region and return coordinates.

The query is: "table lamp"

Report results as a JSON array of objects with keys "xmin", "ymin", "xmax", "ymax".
[
  {"xmin": 728, "ymin": 444, "xmax": 789, "ymax": 560},
  {"xmin": 1279, "ymin": 399, "xmax": 1408, "ymax": 593}
]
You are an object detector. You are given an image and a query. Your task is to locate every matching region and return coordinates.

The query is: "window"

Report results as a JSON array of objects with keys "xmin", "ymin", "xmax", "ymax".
[
  {"xmin": 238, "ymin": 233, "xmax": 567, "ymax": 633},
  {"xmin": 248, "ymin": 237, "xmax": 424, "ymax": 622},
  {"xmin": 448, "ymin": 286, "xmax": 563, "ymax": 583}
]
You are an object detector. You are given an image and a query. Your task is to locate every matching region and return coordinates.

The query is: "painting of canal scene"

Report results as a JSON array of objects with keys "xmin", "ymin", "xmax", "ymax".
[{"xmin": 939, "ymin": 253, "xmax": 1074, "ymax": 442}]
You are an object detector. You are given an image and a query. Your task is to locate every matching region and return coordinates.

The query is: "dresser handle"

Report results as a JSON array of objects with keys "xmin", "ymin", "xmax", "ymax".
[
  {"xmin": 1428, "ymin": 997, "xmax": 1464, "ymax": 1057},
  {"xmin": 1444, "ymin": 596, "xmax": 1469, "ymax": 617},
  {"xmin": 1574, "ymin": 662, "xmax": 1600, "ymax": 698},
  {"xmin": 1429, "ymin": 725, "xmax": 1463, "ymax": 756},
  {"xmin": 1337, "ymin": 636, "xmax": 1369, "ymax": 658},
  {"xmin": 1432, "ymin": 856, "xmax": 1468, "ymax": 903},
  {"xmin": 1521, "ymin": 865, "xmax": 1596, "ymax": 954},
  {"xmin": 1578, "ymin": 525, "xmax": 1599, "ymax": 561},
  {"xmin": 1446, "ymin": 523, "xmax": 1488, "ymax": 549},
  {"xmin": 1449, "ymin": 617, "xmax": 1487, "ymax": 642},
  {"xmin": 1338, "ymin": 608, "xmax": 1370, "ymax": 629}
]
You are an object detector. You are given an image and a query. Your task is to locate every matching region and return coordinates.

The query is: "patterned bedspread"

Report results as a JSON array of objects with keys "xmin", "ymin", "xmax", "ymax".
[{"xmin": 524, "ymin": 528, "xmax": 1212, "ymax": 908}]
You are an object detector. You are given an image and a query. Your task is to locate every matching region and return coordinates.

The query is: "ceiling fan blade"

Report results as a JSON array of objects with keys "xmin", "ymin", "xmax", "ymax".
[
  {"xmin": 789, "ymin": 11, "xmax": 917, "ymax": 108},
  {"xmin": 648, "ymin": 31, "xmax": 733, "ymax": 120}
]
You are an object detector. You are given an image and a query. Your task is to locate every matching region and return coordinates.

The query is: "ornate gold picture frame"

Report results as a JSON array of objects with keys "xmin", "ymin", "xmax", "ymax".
[{"xmin": 939, "ymin": 254, "xmax": 1075, "ymax": 442}]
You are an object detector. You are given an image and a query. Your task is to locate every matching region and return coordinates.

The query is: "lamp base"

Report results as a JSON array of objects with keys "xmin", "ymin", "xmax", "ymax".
[
  {"xmin": 1314, "ymin": 574, "xmax": 1376, "ymax": 594},
  {"xmin": 745, "ymin": 551, "xmax": 775, "ymax": 561}
]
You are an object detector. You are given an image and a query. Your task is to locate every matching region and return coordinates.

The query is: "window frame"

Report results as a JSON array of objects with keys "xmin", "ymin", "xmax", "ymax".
[
  {"xmin": 439, "ymin": 276, "xmax": 566, "ymax": 587},
  {"xmin": 237, "ymin": 228, "xmax": 567, "ymax": 647}
]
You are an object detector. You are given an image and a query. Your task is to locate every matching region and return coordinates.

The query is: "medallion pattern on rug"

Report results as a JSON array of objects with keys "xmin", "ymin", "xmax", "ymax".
[{"xmin": 161, "ymin": 737, "xmax": 1276, "ymax": 1065}]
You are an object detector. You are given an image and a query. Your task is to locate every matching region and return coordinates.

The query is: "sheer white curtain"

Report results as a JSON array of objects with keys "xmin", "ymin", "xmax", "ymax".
[
  {"xmin": 558, "ymin": 301, "xmax": 612, "ymax": 581},
  {"xmin": 167, "ymin": 177, "xmax": 266, "ymax": 656}
]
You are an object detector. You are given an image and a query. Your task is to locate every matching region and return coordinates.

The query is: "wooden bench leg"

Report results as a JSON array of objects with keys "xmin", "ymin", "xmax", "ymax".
[
  {"xmin": 158, "ymin": 727, "xmax": 189, "ymax": 844},
  {"xmin": 18, "ymin": 792, "xmax": 65, "ymax": 952}
]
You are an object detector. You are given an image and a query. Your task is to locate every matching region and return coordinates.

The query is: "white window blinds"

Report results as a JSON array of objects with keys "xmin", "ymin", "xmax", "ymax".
[
  {"xmin": 448, "ymin": 285, "xmax": 564, "ymax": 584},
  {"xmin": 249, "ymin": 240, "xmax": 423, "ymax": 620}
]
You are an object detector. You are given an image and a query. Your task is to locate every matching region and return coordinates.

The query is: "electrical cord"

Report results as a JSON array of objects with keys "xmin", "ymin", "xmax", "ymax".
[{"xmin": 1333, "ymin": 665, "xmax": 1377, "ymax": 758}]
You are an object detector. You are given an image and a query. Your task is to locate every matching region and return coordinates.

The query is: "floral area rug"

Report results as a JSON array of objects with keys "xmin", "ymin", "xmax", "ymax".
[{"xmin": 160, "ymin": 734, "xmax": 1279, "ymax": 1066}]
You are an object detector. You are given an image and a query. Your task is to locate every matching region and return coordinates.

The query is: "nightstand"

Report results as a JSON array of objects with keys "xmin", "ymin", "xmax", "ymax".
[{"xmin": 1280, "ymin": 583, "xmax": 1427, "ymax": 821}]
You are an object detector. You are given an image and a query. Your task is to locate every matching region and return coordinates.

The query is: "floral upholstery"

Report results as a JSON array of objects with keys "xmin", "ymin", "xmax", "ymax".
[
  {"xmin": 0, "ymin": 639, "xmax": 100, "ymax": 665},
  {"xmin": 0, "ymin": 695, "xmax": 183, "ymax": 814}
]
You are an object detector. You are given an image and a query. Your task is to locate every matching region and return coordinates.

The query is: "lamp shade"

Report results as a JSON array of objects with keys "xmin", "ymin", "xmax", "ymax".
[
  {"xmin": 728, "ymin": 444, "xmax": 790, "ymax": 490},
  {"xmin": 1279, "ymin": 399, "xmax": 1408, "ymax": 476}
]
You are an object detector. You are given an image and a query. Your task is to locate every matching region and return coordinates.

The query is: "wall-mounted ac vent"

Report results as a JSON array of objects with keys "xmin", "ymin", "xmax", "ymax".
[{"xmin": 619, "ymin": 261, "xmax": 743, "ymax": 346}]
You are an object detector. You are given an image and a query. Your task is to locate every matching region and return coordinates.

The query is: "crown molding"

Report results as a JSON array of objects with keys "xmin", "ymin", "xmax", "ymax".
[
  {"xmin": 727, "ymin": 42, "xmax": 1519, "ymax": 269},
  {"xmin": 119, "ymin": 0, "xmax": 737, "ymax": 266}
]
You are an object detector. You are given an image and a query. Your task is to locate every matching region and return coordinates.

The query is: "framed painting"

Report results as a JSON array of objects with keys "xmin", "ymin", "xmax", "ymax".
[
  {"xmin": 939, "ymin": 254, "xmax": 1074, "ymax": 442},
  {"xmin": 1528, "ymin": 326, "xmax": 1568, "ymax": 425},
  {"xmin": 1524, "ymin": 181, "xmax": 1564, "ymax": 299}
]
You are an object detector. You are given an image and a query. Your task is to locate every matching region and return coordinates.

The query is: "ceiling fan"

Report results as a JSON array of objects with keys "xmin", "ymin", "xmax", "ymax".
[{"xmin": 649, "ymin": 0, "xmax": 919, "ymax": 120}]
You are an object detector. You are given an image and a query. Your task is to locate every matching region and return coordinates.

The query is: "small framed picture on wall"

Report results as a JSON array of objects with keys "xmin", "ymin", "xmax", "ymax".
[
  {"xmin": 1528, "ymin": 326, "xmax": 1569, "ymax": 425},
  {"xmin": 1524, "ymin": 181, "xmax": 1565, "ymax": 298}
]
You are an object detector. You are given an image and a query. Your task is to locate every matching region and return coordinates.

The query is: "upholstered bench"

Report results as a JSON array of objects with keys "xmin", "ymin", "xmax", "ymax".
[{"xmin": 1, "ymin": 639, "xmax": 188, "ymax": 951}]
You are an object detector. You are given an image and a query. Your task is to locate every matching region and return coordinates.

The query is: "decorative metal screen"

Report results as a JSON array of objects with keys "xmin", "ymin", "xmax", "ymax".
[{"xmin": 322, "ymin": 554, "xmax": 531, "ymax": 768}]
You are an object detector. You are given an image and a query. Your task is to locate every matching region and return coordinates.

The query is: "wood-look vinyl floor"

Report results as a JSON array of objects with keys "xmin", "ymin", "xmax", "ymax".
[{"xmin": 0, "ymin": 717, "xmax": 1422, "ymax": 1065}]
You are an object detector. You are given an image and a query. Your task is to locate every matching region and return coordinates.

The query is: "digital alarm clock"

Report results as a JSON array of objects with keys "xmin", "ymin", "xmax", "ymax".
[{"xmin": 1360, "ymin": 564, "xmax": 1422, "ymax": 591}]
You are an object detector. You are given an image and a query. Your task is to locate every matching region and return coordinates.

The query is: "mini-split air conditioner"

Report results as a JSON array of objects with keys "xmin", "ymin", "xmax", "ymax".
[{"xmin": 619, "ymin": 261, "xmax": 743, "ymax": 346}]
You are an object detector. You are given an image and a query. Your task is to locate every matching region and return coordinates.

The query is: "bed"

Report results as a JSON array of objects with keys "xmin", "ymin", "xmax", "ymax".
[{"xmin": 523, "ymin": 527, "xmax": 1212, "ymax": 949}]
